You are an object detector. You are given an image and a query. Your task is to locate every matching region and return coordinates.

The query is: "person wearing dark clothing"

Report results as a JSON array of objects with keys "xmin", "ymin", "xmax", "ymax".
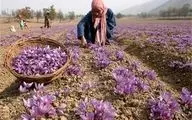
[
  {"xmin": 77, "ymin": 0, "xmax": 116, "ymax": 46},
  {"xmin": 44, "ymin": 12, "xmax": 50, "ymax": 28}
]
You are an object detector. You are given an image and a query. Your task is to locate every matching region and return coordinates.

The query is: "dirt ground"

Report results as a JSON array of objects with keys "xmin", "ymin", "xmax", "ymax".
[
  {"xmin": 0, "ymin": 18, "xmax": 79, "ymax": 36},
  {"xmin": 0, "ymin": 18, "xmax": 191, "ymax": 120}
]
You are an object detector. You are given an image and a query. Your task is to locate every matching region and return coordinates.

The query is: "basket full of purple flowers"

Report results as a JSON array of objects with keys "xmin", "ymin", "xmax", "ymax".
[{"xmin": 4, "ymin": 37, "xmax": 71, "ymax": 83}]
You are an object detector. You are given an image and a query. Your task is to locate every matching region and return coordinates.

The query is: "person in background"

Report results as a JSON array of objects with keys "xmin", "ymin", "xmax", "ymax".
[
  {"xmin": 23, "ymin": 20, "xmax": 30, "ymax": 31},
  {"xmin": 44, "ymin": 12, "xmax": 50, "ymax": 28},
  {"xmin": 77, "ymin": 0, "xmax": 116, "ymax": 47},
  {"xmin": 18, "ymin": 15, "xmax": 25, "ymax": 30},
  {"xmin": 10, "ymin": 25, "xmax": 16, "ymax": 32}
]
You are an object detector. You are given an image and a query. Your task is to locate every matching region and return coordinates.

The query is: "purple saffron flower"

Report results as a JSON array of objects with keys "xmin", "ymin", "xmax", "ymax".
[
  {"xmin": 112, "ymin": 67, "xmax": 149, "ymax": 94},
  {"xmin": 137, "ymin": 80, "xmax": 149, "ymax": 91},
  {"xmin": 40, "ymin": 94, "xmax": 56, "ymax": 104},
  {"xmin": 21, "ymin": 113, "xmax": 35, "ymax": 120},
  {"xmin": 23, "ymin": 98, "xmax": 34, "ymax": 108},
  {"xmin": 53, "ymin": 90, "xmax": 60, "ymax": 97},
  {"xmin": 12, "ymin": 46, "xmax": 68, "ymax": 76},
  {"xmin": 80, "ymin": 81, "xmax": 96, "ymax": 91},
  {"xmin": 67, "ymin": 64, "xmax": 82, "ymax": 76},
  {"xmin": 129, "ymin": 62, "xmax": 140, "ymax": 71},
  {"xmin": 88, "ymin": 44, "xmax": 99, "ymax": 51},
  {"xmin": 76, "ymin": 98, "xmax": 116, "ymax": 120},
  {"xmin": 148, "ymin": 92, "xmax": 179, "ymax": 120},
  {"xmin": 91, "ymin": 46, "xmax": 111, "ymax": 69},
  {"xmin": 180, "ymin": 87, "xmax": 192, "ymax": 107},
  {"xmin": 19, "ymin": 85, "xmax": 28, "ymax": 93},
  {"xmin": 115, "ymin": 51, "xmax": 124, "ymax": 61},
  {"xmin": 142, "ymin": 70, "xmax": 157, "ymax": 80},
  {"xmin": 169, "ymin": 61, "xmax": 183, "ymax": 69},
  {"xmin": 95, "ymin": 56, "xmax": 111, "ymax": 69},
  {"xmin": 21, "ymin": 86, "xmax": 60, "ymax": 119},
  {"xmin": 35, "ymin": 83, "xmax": 44, "ymax": 90},
  {"xmin": 69, "ymin": 47, "xmax": 80, "ymax": 64},
  {"xmin": 23, "ymin": 82, "xmax": 33, "ymax": 88}
]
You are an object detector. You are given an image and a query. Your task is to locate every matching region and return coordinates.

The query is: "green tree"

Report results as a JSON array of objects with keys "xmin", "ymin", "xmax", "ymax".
[
  {"xmin": 169, "ymin": 8, "xmax": 178, "ymax": 17},
  {"xmin": 1, "ymin": 10, "xmax": 9, "ymax": 16},
  {"xmin": 30, "ymin": 10, "xmax": 35, "ymax": 19},
  {"xmin": 36, "ymin": 10, "xmax": 42, "ymax": 22},
  {"xmin": 16, "ymin": 7, "xmax": 32, "ymax": 19},
  {"xmin": 57, "ymin": 10, "xmax": 64, "ymax": 22},
  {"xmin": 49, "ymin": 5, "xmax": 56, "ymax": 20},
  {"xmin": 138, "ymin": 12, "xmax": 149, "ymax": 18},
  {"xmin": 68, "ymin": 11, "xmax": 75, "ymax": 20},
  {"xmin": 11, "ymin": 10, "xmax": 16, "ymax": 17},
  {"xmin": 159, "ymin": 10, "xmax": 167, "ymax": 17},
  {"xmin": 180, "ymin": 3, "xmax": 191, "ymax": 16},
  {"xmin": 116, "ymin": 13, "xmax": 125, "ymax": 19}
]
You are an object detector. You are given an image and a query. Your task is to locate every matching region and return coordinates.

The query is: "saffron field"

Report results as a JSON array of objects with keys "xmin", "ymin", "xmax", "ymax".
[{"xmin": 0, "ymin": 19, "xmax": 191, "ymax": 120}]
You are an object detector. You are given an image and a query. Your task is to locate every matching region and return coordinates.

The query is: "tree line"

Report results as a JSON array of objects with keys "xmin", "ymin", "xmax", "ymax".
[
  {"xmin": 2, "ymin": 3, "xmax": 192, "ymax": 21},
  {"xmin": 137, "ymin": 3, "xmax": 192, "ymax": 18},
  {"xmin": 115, "ymin": 3, "xmax": 192, "ymax": 19},
  {"xmin": 1, "ymin": 5, "xmax": 83, "ymax": 23},
  {"xmin": 159, "ymin": 3, "xmax": 192, "ymax": 17}
]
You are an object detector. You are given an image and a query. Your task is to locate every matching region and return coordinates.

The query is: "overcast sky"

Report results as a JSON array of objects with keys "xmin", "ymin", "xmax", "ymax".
[{"xmin": 1, "ymin": 0, "xmax": 153, "ymax": 14}]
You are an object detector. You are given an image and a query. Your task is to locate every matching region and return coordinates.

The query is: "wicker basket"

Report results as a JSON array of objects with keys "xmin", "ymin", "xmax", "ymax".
[{"xmin": 4, "ymin": 37, "xmax": 71, "ymax": 83}]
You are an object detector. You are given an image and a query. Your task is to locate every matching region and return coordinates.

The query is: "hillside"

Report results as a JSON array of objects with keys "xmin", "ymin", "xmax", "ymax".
[
  {"xmin": 150, "ymin": 0, "xmax": 192, "ymax": 14},
  {"xmin": 121, "ymin": 0, "xmax": 168, "ymax": 15},
  {"xmin": 121, "ymin": 0, "xmax": 192, "ymax": 15}
]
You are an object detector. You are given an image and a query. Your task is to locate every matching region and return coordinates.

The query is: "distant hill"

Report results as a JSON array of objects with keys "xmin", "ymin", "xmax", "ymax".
[
  {"xmin": 121, "ymin": 0, "xmax": 192, "ymax": 15},
  {"xmin": 150, "ymin": 0, "xmax": 192, "ymax": 14},
  {"xmin": 121, "ymin": 0, "xmax": 168, "ymax": 15}
]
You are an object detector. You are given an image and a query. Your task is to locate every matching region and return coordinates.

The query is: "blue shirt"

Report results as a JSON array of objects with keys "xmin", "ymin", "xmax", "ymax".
[{"xmin": 77, "ymin": 8, "xmax": 116, "ymax": 43}]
